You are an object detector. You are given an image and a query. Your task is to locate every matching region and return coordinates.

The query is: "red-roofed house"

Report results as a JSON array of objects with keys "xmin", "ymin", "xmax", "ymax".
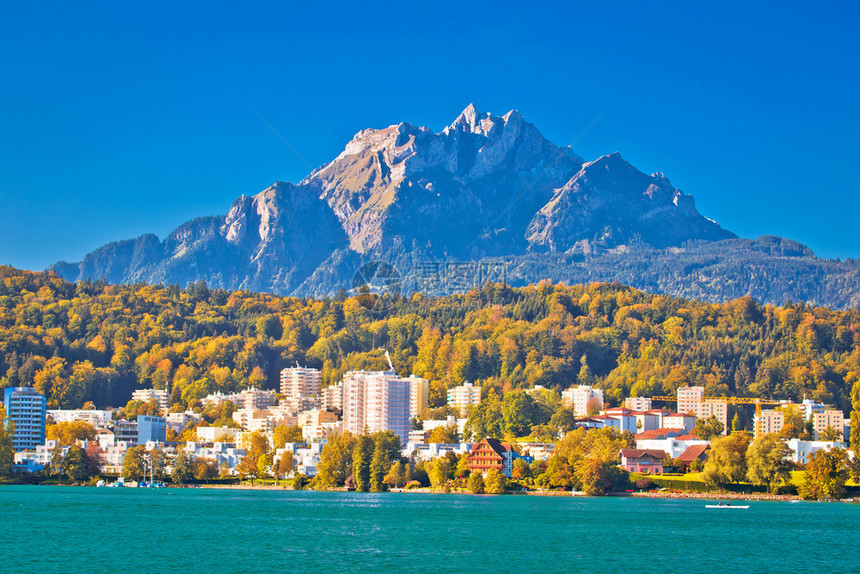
[
  {"xmin": 619, "ymin": 449, "xmax": 666, "ymax": 474},
  {"xmin": 467, "ymin": 438, "xmax": 515, "ymax": 477},
  {"xmin": 677, "ymin": 444, "xmax": 710, "ymax": 471}
]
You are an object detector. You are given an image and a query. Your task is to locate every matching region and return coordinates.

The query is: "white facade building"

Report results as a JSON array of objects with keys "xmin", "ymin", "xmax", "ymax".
[
  {"xmin": 47, "ymin": 409, "xmax": 113, "ymax": 428},
  {"xmin": 624, "ymin": 397, "xmax": 653, "ymax": 411},
  {"xmin": 342, "ymin": 370, "xmax": 411, "ymax": 442},
  {"xmin": 4, "ymin": 387, "xmax": 46, "ymax": 452},
  {"xmin": 131, "ymin": 388, "xmax": 168, "ymax": 411},
  {"xmin": 321, "ymin": 382, "xmax": 343, "ymax": 412},
  {"xmin": 446, "ymin": 382, "xmax": 481, "ymax": 410},
  {"xmin": 563, "ymin": 385, "xmax": 604, "ymax": 417}
]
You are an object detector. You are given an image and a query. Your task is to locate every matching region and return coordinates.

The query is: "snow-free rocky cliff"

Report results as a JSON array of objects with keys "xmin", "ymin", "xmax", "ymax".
[{"xmin": 51, "ymin": 105, "xmax": 860, "ymax": 308}]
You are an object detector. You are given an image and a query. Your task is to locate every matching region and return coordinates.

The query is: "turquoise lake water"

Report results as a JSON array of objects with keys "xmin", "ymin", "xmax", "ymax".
[{"xmin": 1, "ymin": 486, "xmax": 858, "ymax": 573}]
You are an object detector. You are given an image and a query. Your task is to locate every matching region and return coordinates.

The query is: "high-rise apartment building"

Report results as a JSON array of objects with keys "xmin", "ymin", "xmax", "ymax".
[
  {"xmin": 3, "ymin": 387, "xmax": 46, "ymax": 452},
  {"xmin": 342, "ymin": 371, "xmax": 411, "ymax": 442},
  {"xmin": 280, "ymin": 367, "xmax": 322, "ymax": 400}
]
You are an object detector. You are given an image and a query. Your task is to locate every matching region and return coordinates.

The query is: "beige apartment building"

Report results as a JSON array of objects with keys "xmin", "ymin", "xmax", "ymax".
[
  {"xmin": 755, "ymin": 409, "xmax": 785, "ymax": 438},
  {"xmin": 676, "ymin": 386, "xmax": 728, "ymax": 434},
  {"xmin": 321, "ymin": 382, "xmax": 343, "ymax": 412},
  {"xmin": 447, "ymin": 382, "xmax": 482, "ymax": 410},
  {"xmin": 812, "ymin": 409, "xmax": 844, "ymax": 440},
  {"xmin": 624, "ymin": 397, "xmax": 653, "ymax": 411},
  {"xmin": 408, "ymin": 375, "xmax": 429, "ymax": 418}
]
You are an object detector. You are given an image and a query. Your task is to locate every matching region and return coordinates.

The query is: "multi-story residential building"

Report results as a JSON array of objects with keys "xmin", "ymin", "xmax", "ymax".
[
  {"xmin": 812, "ymin": 409, "xmax": 845, "ymax": 440},
  {"xmin": 202, "ymin": 388, "xmax": 277, "ymax": 410},
  {"xmin": 183, "ymin": 441, "xmax": 246, "ymax": 474},
  {"xmin": 408, "ymin": 375, "xmax": 429, "ymax": 418},
  {"xmin": 297, "ymin": 409, "xmax": 341, "ymax": 441},
  {"xmin": 137, "ymin": 415, "xmax": 166, "ymax": 444},
  {"xmin": 342, "ymin": 370, "xmax": 411, "ymax": 442},
  {"xmin": 677, "ymin": 386, "xmax": 705, "ymax": 415},
  {"xmin": 113, "ymin": 420, "xmax": 139, "ymax": 445},
  {"xmin": 236, "ymin": 388, "xmax": 277, "ymax": 410},
  {"xmin": 165, "ymin": 411, "xmax": 200, "ymax": 434},
  {"xmin": 447, "ymin": 382, "xmax": 481, "ymax": 410},
  {"xmin": 4, "ymin": 387, "xmax": 46, "ymax": 452},
  {"xmin": 676, "ymin": 386, "xmax": 728, "ymax": 434},
  {"xmin": 279, "ymin": 395, "xmax": 321, "ymax": 414},
  {"xmin": 232, "ymin": 408, "xmax": 296, "ymax": 433},
  {"xmin": 562, "ymin": 385, "xmax": 604, "ymax": 417},
  {"xmin": 196, "ymin": 426, "xmax": 241, "ymax": 443},
  {"xmin": 662, "ymin": 413, "xmax": 697, "ymax": 432},
  {"xmin": 466, "ymin": 438, "xmax": 515, "ymax": 478},
  {"xmin": 786, "ymin": 438, "xmax": 846, "ymax": 464},
  {"xmin": 47, "ymin": 409, "xmax": 113, "ymax": 428},
  {"xmin": 755, "ymin": 409, "xmax": 785, "ymax": 438},
  {"xmin": 423, "ymin": 415, "xmax": 468, "ymax": 438},
  {"xmin": 321, "ymin": 382, "xmax": 343, "ymax": 412},
  {"xmin": 280, "ymin": 366, "xmax": 322, "ymax": 401},
  {"xmin": 635, "ymin": 429, "xmax": 708, "ymax": 459},
  {"xmin": 624, "ymin": 397, "xmax": 653, "ymax": 411},
  {"xmin": 131, "ymin": 388, "xmax": 169, "ymax": 411},
  {"xmin": 600, "ymin": 408, "xmax": 640, "ymax": 434}
]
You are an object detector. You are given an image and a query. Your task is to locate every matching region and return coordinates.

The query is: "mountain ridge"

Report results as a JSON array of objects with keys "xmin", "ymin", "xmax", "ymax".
[{"xmin": 50, "ymin": 104, "xmax": 860, "ymax": 308}]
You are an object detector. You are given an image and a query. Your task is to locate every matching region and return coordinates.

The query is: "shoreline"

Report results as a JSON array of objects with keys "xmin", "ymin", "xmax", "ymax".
[
  {"xmin": 191, "ymin": 483, "xmax": 806, "ymax": 501},
  {"xmin": 8, "ymin": 482, "xmax": 845, "ymax": 502}
]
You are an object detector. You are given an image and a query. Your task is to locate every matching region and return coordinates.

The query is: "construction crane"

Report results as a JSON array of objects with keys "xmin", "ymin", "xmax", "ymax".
[{"xmin": 650, "ymin": 396, "xmax": 785, "ymax": 418}]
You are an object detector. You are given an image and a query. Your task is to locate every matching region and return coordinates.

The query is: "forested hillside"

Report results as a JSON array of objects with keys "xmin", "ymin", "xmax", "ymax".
[{"xmin": 1, "ymin": 266, "xmax": 859, "ymax": 414}]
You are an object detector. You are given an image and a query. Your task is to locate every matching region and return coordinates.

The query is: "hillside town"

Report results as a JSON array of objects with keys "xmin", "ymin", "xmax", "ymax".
[{"xmin": 3, "ymin": 353, "xmax": 853, "ymax": 494}]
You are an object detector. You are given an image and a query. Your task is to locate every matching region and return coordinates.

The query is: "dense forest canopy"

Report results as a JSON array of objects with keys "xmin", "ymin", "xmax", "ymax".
[{"xmin": 1, "ymin": 265, "xmax": 858, "ymax": 414}]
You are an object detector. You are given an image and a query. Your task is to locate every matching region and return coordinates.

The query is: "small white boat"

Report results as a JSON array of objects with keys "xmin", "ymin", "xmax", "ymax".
[{"xmin": 705, "ymin": 504, "xmax": 750, "ymax": 509}]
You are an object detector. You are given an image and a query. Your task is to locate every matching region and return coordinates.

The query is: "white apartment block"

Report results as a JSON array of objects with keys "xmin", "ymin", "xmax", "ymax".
[
  {"xmin": 447, "ymin": 382, "xmax": 481, "ymax": 410},
  {"xmin": 786, "ymin": 438, "xmax": 846, "ymax": 464},
  {"xmin": 342, "ymin": 370, "xmax": 411, "ymax": 442},
  {"xmin": 562, "ymin": 385, "xmax": 604, "ymax": 417},
  {"xmin": 408, "ymin": 375, "xmax": 429, "ymax": 418},
  {"xmin": 232, "ymin": 409, "xmax": 297, "ymax": 433},
  {"xmin": 183, "ymin": 441, "xmax": 246, "ymax": 473},
  {"xmin": 196, "ymin": 426, "xmax": 242, "ymax": 443},
  {"xmin": 47, "ymin": 409, "xmax": 113, "ymax": 428},
  {"xmin": 624, "ymin": 397, "xmax": 652, "ymax": 411},
  {"xmin": 203, "ymin": 388, "xmax": 277, "ymax": 410},
  {"xmin": 131, "ymin": 388, "xmax": 168, "ymax": 411},
  {"xmin": 280, "ymin": 367, "xmax": 322, "ymax": 400},
  {"xmin": 321, "ymin": 382, "xmax": 343, "ymax": 412}
]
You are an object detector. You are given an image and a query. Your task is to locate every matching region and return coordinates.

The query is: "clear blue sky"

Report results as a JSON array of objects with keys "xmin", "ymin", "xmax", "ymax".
[{"xmin": 2, "ymin": 1, "xmax": 859, "ymax": 270}]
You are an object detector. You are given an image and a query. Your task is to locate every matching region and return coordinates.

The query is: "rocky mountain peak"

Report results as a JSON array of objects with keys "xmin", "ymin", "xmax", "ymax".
[{"xmin": 51, "ymin": 105, "xmax": 754, "ymax": 301}]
